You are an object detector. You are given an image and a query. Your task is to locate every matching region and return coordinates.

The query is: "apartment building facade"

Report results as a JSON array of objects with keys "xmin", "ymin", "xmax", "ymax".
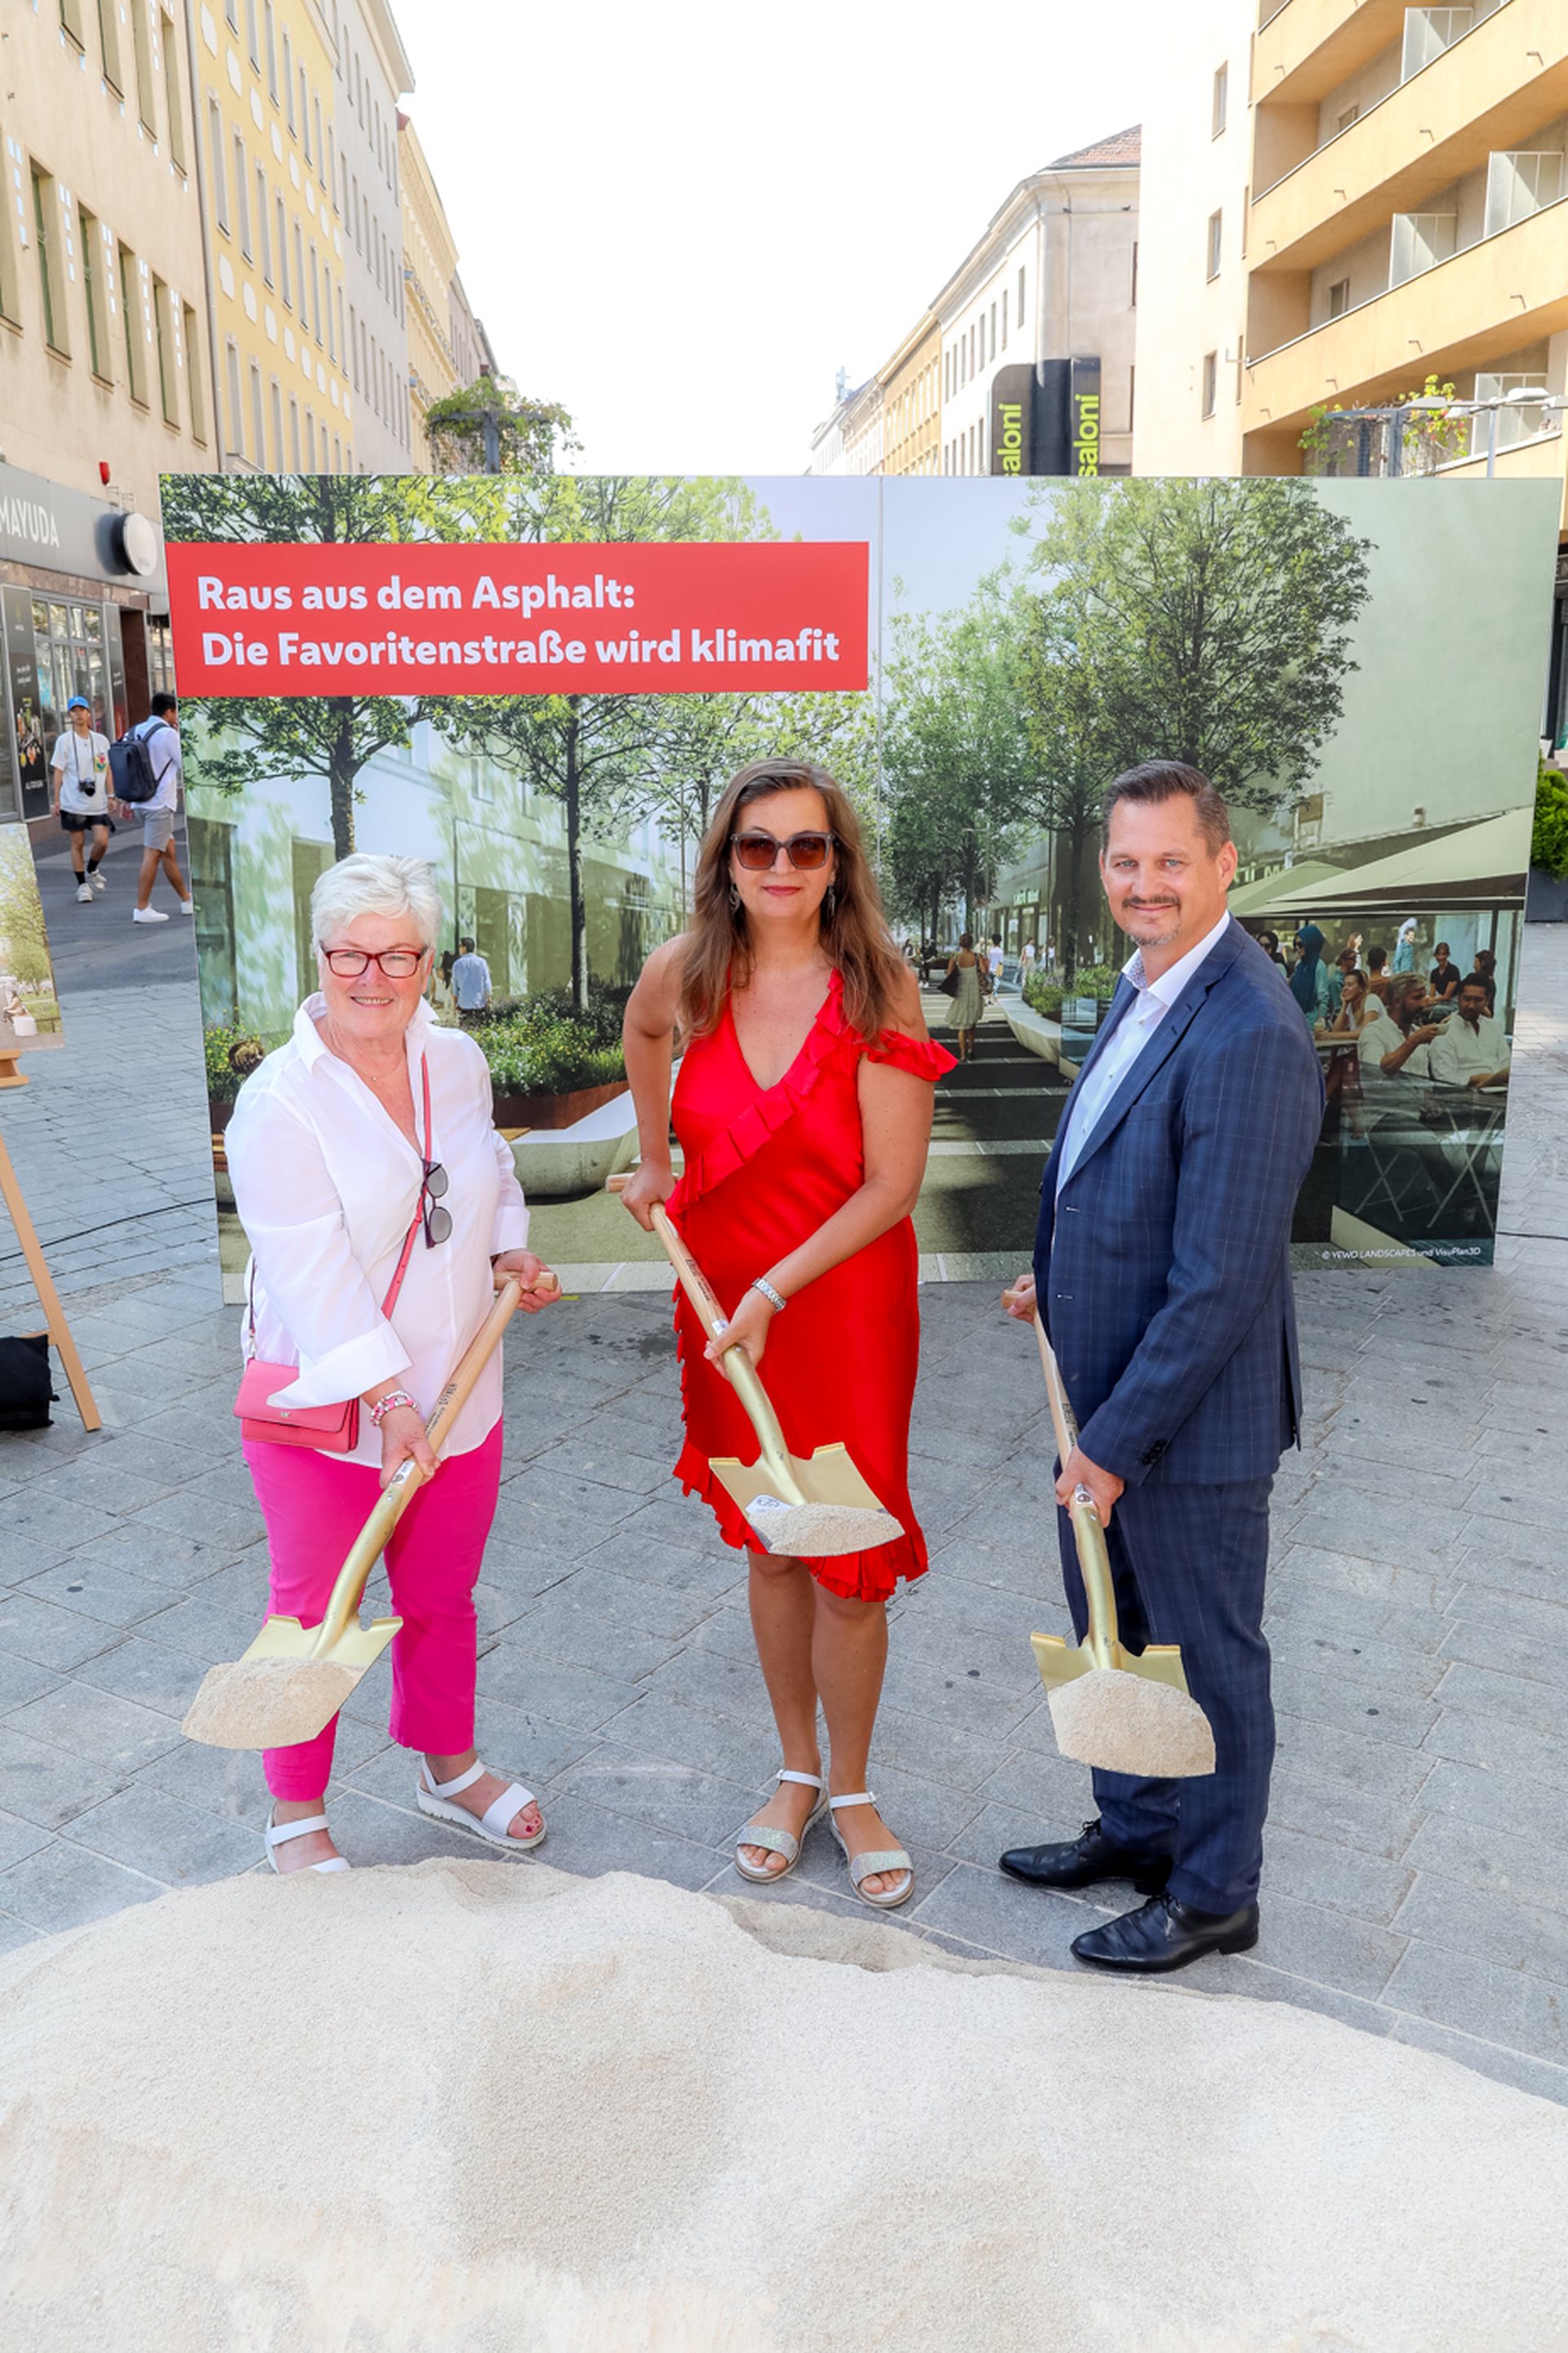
[
  {"xmin": 879, "ymin": 314, "xmax": 942, "ymax": 477},
  {"xmin": 937, "ymin": 131, "xmax": 1140, "ymax": 478},
  {"xmin": 805, "ymin": 128, "xmax": 1138, "ymax": 479},
  {"xmin": 1138, "ymin": 2, "xmax": 1568, "ymax": 488},
  {"xmin": 0, "ymin": 2, "xmax": 216, "ymax": 825},
  {"xmin": 399, "ymin": 111, "xmax": 461, "ymax": 466},
  {"xmin": 332, "ymin": 0, "xmax": 412, "ymax": 470},
  {"xmin": 193, "ymin": 0, "xmax": 354, "ymax": 475}
]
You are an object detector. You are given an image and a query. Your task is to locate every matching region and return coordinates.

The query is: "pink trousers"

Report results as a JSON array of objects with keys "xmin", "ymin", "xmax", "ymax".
[{"xmin": 243, "ymin": 1424, "xmax": 504, "ymax": 1800}]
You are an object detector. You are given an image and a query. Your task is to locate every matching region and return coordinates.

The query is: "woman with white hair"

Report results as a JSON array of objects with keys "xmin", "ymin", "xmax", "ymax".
[{"xmin": 226, "ymin": 853, "xmax": 560, "ymax": 1874}]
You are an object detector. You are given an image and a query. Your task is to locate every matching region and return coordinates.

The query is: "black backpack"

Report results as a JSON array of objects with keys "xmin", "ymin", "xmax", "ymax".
[
  {"xmin": 109, "ymin": 723, "xmax": 167, "ymax": 804},
  {"xmin": 0, "ymin": 1334, "xmax": 54, "ymax": 1430}
]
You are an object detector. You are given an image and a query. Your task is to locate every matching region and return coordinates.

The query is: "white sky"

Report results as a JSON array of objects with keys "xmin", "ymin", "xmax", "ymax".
[{"xmin": 392, "ymin": 0, "xmax": 1162, "ymax": 476}]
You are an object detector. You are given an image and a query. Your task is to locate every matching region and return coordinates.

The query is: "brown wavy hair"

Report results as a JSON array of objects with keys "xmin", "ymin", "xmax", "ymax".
[{"xmin": 679, "ymin": 758, "xmax": 907, "ymax": 1045}]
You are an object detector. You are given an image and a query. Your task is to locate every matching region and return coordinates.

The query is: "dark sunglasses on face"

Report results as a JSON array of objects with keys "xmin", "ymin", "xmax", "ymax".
[
  {"xmin": 420, "ymin": 1157, "xmax": 452, "ymax": 1246},
  {"xmin": 323, "ymin": 947, "xmax": 427, "ymax": 978},
  {"xmin": 730, "ymin": 831, "xmax": 837, "ymax": 872}
]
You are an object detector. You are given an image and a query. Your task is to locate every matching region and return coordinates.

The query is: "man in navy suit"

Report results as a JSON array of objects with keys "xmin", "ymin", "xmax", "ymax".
[{"xmin": 1000, "ymin": 760, "xmax": 1323, "ymax": 1974}]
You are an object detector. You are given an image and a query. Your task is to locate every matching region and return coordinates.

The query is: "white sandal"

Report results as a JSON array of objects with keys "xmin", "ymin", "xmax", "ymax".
[
  {"xmin": 415, "ymin": 1758, "xmax": 546, "ymax": 1852},
  {"xmin": 733, "ymin": 1769, "xmax": 827, "ymax": 1884},
  {"xmin": 829, "ymin": 1792, "xmax": 914, "ymax": 1910},
  {"xmin": 265, "ymin": 1809, "xmax": 351, "ymax": 1875}
]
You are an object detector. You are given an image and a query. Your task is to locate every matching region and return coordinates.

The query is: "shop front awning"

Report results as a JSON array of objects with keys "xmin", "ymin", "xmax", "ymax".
[
  {"xmin": 1226, "ymin": 860, "xmax": 1347, "ymax": 919},
  {"xmin": 1263, "ymin": 809, "xmax": 1531, "ymax": 917}
]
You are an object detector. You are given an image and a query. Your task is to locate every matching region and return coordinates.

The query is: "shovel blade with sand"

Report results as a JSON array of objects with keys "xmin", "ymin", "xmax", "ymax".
[
  {"xmin": 1016, "ymin": 1300, "xmax": 1216, "ymax": 1780},
  {"xmin": 182, "ymin": 1274, "xmax": 545, "ymax": 1751},
  {"xmin": 610, "ymin": 1177, "xmax": 903, "ymax": 1557}
]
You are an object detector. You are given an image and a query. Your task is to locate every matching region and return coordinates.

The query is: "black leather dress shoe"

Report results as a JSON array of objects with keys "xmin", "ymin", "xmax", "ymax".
[
  {"xmin": 998, "ymin": 1818, "xmax": 1173, "ymax": 1896},
  {"xmin": 1071, "ymin": 1891, "xmax": 1260, "ymax": 1974}
]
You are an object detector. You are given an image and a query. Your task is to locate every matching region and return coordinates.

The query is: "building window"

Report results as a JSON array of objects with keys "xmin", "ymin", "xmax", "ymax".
[
  {"xmin": 1389, "ymin": 210, "xmax": 1458, "ymax": 286},
  {"xmin": 154, "ymin": 278, "xmax": 179, "ymax": 423},
  {"xmin": 1131, "ymin": 240, "xmax": 1138, "ymax": 305},
  {"xmin": 264, "ymin": 0, "xmax": 278, "ymax": 101},
  {"xmin": 130, "ymin": 0, "xmax": 158, "ymax": 134},
  {"xmin": 208, "ymin": 100, "xmax": 229, "ymax": 233},
  {"xmin": 989, "ymin": 300, "xmax": 996, "ymax": 360},
  {"xmin": 305, "ymin": 407, "xmax": 317, "ymax": 468},
  {"xmin": 310, "ymin": 246, "xmax": 322, "ymax": 343},
  {"xmin": 1001, "ymin": 287, "xmax": 1009, "ymax": 347},
  {"xmin": 225, "ymin": 336, "xmax": 243, "ymax": 456},
  {"xmin": 1201, "ymin": 351, "xmax": 1218, "ymax": 417},
  {"xmin": 270, "ymin": 376, "xmax": 283, "ymax": 466},
  {"xmin": 275, "ymin": 195, "xmax": 289, "ymax": 302},
  {"xmin": 293, "ymin": 221, "xmax": 306, "ymax": 331},
  {"xmin": 1206, "ymin": 209, "xmax": 1223, "ymax": 279},
  {"xmin": 1338, "ymin": 104, "xmax": 1361, "ymax": 134},
  {"xmin": 183, "ymin": 302, "xmax": 207, "ymax": 439},
  {"xmin": 96, "ymin": 0, "xmax": 122, "ymax": 91},
  {"xmin": 249, "ymin": 359, "xmax": 265, "ymax": 462},
  {"xmin": 1485, "ymin": 149, "xmax": 1566, "ymax": 238},
  {"xmin": 1129, "ymin": 364, "xmax": 1135, "ymax": 431},
  {"xmin": 283, "ymin": 30, "xmax": 295, "ymax": 129},
  {"xmin": 1212, "ymin": 62, "xmax": 1227, "ymax": 138},
  {"xmin": 161, "ymin": 7, "xmax": 185, "ymax": 167},
  {"xmin": 233, "ymin": 134, "xmax": 252, "ymax": 257},
  {"xmin": 1018, "ymin": 262, "xmax": 1026, "ymax": 324},
  {"xmin": 1327, "ymin": 277, "xmax": 1351, "ymax": 319},
  {"xmin": 30, "ymin": 168, "xmax": 66, "ymax": 355},
  {"xmin": 119, "ymin": 244, "xmax": 144, "ymax": 399},
  {"xmin": 60, "ymin": 0, "xmax": 85, "ymax": 48},
  {"xmin": 78, "ymin": 206, "xmax": 109, "ymax": 377},
  {"xmin": 245, "ymin": 0, "xmax": 259, "ymax": 69},
  {"xmin": 323, "ymin": 262, "xmax": 336, "ymax": 359},
  {"xmin": 289, "ymin": 394, "xmax": 301, "ymax": 469},
  {"xmin": 256, "ymin": 166, "xmax": 272, "ymax": 282}
]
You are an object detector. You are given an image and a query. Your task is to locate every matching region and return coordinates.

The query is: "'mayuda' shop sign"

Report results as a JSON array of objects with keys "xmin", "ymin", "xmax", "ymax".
[{"xmin": 165, "ymin": 539, "xmax": 870, "ymax": 696}]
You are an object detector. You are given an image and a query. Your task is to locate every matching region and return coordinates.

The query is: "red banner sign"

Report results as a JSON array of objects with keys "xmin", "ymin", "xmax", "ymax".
[{"xmin": 165, "ymin": 539, "xmax": 870, "ymax": 696}]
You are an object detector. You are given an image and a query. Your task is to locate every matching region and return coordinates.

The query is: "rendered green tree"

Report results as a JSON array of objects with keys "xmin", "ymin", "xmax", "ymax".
[
  {"xmin": 159, "ymin": 471, "xmax": 513, "ymax": 859},
  {"xmin": 1015, "ymin": 476, "xmax": 1374, "ymax": 810},
  {"xmin": 880, "ymin": 587, "xmax": 1034, "ymax": 936},
  {"xmin": 429, "ymin": 475, "xmax": 773, "ymax": 1012},
  {"xmin": 1015, "ymin": 599, "xmax": 1122, "ymax": 979},
  {"xmin": 422, "ymin": 380, "xmax": 577, "ymax": 478}
]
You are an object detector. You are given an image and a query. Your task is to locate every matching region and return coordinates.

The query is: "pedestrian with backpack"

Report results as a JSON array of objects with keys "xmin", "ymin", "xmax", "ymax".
[
  {"xmin": 50, "ymin": 697, "xmax": 112, "ymax": 903},
  {"xmin": 114, "ymin": 692, "xmax": 193, "ymax": 925}
]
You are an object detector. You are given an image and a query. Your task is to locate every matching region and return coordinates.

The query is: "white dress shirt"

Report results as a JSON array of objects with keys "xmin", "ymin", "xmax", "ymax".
[
  {"xmin": 1428, "ymin": 1009, "xmax": 1508, "ymax": 1087},
  {"xmin": 227, "ymin": 996, "xmax": 530, "ymax": 1464},
  {"xmin": 1054, "ymin": 911, "xmax": 1232, "ymax": 1194}
]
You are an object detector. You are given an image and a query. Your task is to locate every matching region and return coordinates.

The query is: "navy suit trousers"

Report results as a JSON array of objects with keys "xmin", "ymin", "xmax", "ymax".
[{"xmin": 1054, "ymin": 1475, "xmax": 1275, "ymax": 1913}]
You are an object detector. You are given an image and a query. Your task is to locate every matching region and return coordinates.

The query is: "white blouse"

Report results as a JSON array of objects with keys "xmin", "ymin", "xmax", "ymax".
[{"xmin": 226, "ymin": 996, "xmax": 530, "ymax": 1465}]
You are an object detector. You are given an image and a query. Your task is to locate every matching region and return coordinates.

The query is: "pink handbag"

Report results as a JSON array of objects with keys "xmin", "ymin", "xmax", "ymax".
[{"xmin": 234, "ymin": 1207, "xmax": 421, "ymax": 1451}]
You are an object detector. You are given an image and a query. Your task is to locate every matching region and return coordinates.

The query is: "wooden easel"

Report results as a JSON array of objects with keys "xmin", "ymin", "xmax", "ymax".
[{"xmin": 0, "ymin": 1063, "xmax": 100, "ymax": 1432}]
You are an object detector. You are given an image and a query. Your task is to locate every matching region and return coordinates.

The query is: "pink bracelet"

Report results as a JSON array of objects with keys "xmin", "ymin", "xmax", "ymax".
[{"xmin": 368, "ymin": 1388, "xmax": 416, "ymax": 1428}]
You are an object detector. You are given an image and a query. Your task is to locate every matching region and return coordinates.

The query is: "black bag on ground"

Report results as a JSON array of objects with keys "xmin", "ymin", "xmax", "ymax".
[
  {"xmin": 108, "ymin": 726, "xmax": 161, "ymax": 804},
  {"xmin": 0, "ymin": 1334, "xmax": 55, "ymax": 1429}
]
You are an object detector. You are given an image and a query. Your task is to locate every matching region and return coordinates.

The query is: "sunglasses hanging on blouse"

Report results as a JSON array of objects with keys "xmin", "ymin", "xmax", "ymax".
[{"xmin": 412, "ymin": 1054, "xmax": 452, "ymax": 1247}]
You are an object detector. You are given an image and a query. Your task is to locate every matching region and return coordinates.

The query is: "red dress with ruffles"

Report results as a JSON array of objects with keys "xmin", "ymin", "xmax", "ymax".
[{"xmin": 667, "ymin": 969, "xmax": 956, "ymax": 1602}]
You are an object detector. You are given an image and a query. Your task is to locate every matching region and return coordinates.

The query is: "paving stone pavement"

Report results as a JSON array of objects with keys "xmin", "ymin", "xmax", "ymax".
[{"xmin": 1, "ymin": 922, "xmax": 1566, "ymax": 2110}]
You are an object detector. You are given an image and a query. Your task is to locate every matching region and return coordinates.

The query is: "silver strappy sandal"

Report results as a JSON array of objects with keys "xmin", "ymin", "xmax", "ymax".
[
  {"xmin": 733, "ymin": 1768, "xmax": 827, "ymax": 1884},
  {"xmin": 828, "ymin": 1791, "xmax": 914, "ymax": 1910}
]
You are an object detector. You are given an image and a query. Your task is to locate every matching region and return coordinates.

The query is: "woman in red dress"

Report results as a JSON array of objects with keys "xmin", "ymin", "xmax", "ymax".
[{"xmin": 621, "ymin": 759, "xmax": 954, "ymax": 1908}]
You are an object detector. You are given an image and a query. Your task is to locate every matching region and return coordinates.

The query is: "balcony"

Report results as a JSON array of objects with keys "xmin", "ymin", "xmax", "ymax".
[
  {"xmin": 1250, "ymin": 0, "xmax": 1567, "ymax": 272},
  {"xmin": 1241, "ymin": 193, "xmax": 1568, "ymax": 439},
  {"xmin": 1253, "ymin": 1, "xmax": 1407, "ymax": 110}
]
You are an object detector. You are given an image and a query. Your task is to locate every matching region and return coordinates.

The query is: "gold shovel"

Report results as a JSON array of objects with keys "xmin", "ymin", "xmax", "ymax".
[
  {"xmin": 183, "ymin": 1275, "xmax": 543, "ymax": 1752},
  {"xmin": 1025, "ymin": 1308, "xmax": 1215, "ymax": 1779},
  {"xmin": 611, "ymin": 1178, "xmax": 904, "ymax": 1557}
]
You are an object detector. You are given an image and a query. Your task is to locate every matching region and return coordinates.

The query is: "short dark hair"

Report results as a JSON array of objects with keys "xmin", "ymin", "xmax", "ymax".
[
  {"xmin": 149, "ymin": 691, "xmax": 177, "ymax": 718},
  {"xmin": 459, "ymin": 935, "xmax": 475, "ymax": 951},
  {"xmin": 1101, "ymin": 760, "xmax": 1231, "ymax": 855},
  {"xmin": 1458, "ymin": 974, "xmax": 1490, "ymax": 999},
  {"xmin": 1367, "ymin": 945, "xmax": 1388, "ymax": 969},
  {"xmin": 1336, "ymin": 947, "xmax": 1357, "ymax": 969},
  {"xmin": 1435, "ymin": 942, "xmax": 1450, "ymax": 956}
]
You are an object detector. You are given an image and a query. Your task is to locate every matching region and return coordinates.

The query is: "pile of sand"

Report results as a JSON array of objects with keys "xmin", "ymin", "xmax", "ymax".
[{"xmin": 3, "ymin": 1861, "xmax": 1566, "ymax": 2352}]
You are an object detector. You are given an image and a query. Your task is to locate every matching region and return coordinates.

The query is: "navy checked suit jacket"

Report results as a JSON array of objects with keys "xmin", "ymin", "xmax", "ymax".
[{"xmin": 1034, "ymin": 918, "xmax": 1324, "ymax": 1488}]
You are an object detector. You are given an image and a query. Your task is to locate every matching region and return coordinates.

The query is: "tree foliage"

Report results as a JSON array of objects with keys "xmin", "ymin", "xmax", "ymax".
[
  {"xmin": 1015, "ymin": 477, "xmax": 1374, "ymax": 811},
  {"xmin": 422, "ymin": 381, "xmax": 578, "ymax": 479}
]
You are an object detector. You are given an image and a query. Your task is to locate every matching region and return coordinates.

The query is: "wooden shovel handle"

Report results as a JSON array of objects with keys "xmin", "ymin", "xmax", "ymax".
[
  {"xmin": 608, "ymin": 1175, "xmax": 798, "ymax": 1488},
  {"xmin": 312, "ymin": 1277, "xmax": 522, "ymax": 1656},
  {"xmin": 1032, "ymin": 1313, "xmax": 1121, "ymax": 1666}
]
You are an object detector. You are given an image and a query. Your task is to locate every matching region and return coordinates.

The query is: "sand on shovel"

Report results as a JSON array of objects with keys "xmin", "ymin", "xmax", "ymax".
[
  {"xmin": 5, "ymin": 1859, "xmax": 1568, "ymax": 2353},
  {"xmin": 744, "ymin": 1494, "xmax": 902, "ymax": 1556},
  {"xmin": 180, "ymin": 1654, "xmax": 361, "ymax": 1750},
  {"xmin": 1048, "ymin": 1665, "xmax": 1217, "ymax": 1777}
]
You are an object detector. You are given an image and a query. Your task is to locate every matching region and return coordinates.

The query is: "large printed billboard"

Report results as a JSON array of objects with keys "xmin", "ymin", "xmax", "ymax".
[{"xmin": 158, "ymin": 470, "xmax": 1559, "ymax": 1290}]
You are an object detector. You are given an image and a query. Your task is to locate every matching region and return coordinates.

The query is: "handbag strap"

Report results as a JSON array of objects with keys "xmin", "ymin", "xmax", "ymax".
[{"xmin": 245, "ymin": 1053, "xmax": 434, "ymax": 1357}]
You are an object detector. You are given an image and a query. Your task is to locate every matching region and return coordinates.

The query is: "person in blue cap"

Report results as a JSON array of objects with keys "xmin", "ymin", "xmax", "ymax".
[{"xmin": 49, "ymin": 697, "xmax": 112, "ymax": 904}]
